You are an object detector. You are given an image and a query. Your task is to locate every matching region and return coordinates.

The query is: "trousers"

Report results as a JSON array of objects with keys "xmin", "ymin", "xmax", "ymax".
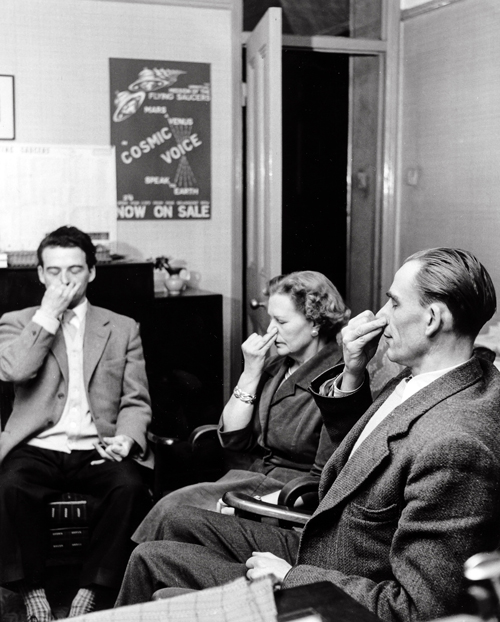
[
  {"xmin": 132, "ymin": 470, "xmax": 286, "ymax": 543},
  {"xmin": 0, "ymin": 444, "xmax": 151, "ymax": 589},
  {"xmin": 115, "ymin": 504, "xmax": 301, "ymax": 606}
]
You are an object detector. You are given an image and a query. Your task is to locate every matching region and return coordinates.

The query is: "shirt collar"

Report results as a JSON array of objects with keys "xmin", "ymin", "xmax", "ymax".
[{"xmin": 402, "ymin": 359, "xmax": 470, "ymax": 402}]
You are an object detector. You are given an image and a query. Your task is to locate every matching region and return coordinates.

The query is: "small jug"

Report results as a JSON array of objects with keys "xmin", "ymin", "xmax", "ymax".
[{"xmin": 165, "ymin": 267, "xmax": 190, "ymax": 296}]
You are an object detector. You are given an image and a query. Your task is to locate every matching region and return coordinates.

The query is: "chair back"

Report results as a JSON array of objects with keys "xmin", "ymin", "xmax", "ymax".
[{"xmin": 0, "ymin": 380, "xmax": 14, "ymax": 431}]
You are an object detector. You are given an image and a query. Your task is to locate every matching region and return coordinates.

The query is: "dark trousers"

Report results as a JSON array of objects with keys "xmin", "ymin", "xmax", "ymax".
[
  {"xmin": 115, "ymin": 504, "xmax": 300, "ymax": 606},
  {"xmin": 0, "ymin": 444, "xmax": 152, "ymax": 589}
]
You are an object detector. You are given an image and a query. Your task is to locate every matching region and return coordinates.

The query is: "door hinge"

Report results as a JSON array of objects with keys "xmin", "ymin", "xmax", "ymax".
[{"xmin": 241, "ymin": 82, "xmax": 247, "ymax": 107}]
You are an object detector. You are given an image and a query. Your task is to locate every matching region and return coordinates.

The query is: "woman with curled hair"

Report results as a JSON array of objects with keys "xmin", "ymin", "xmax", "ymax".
[
  {"xmin": 133, "ymin": 271, "xmax": 352, "ymax": 543},
  {"xmin": 266, "ymin": 270, "xmax": 350, "ymax": 340}
]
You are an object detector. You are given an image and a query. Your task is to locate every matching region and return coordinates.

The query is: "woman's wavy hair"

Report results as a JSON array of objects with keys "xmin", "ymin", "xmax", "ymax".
[{"xmin": 265, "ymin": 271, "xmax": 350, "ymax": 341}]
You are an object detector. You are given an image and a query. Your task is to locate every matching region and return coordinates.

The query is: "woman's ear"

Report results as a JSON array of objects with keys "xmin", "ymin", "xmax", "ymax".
[{"xmin": 426, "ymin": 302, "xmax": 453, "ymax": 337}]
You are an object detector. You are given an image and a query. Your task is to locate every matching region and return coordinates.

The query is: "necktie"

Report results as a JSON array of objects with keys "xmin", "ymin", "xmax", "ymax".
[{"xmin": 62, "ymin": 309, "xmax": 77, "ymax": 340}]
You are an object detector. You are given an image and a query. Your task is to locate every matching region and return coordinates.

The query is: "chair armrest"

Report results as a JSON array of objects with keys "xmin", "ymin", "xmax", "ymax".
[
  {"xmin": 147, "ymin": 430, "xmax": 179, "ymax": 447},
  {"xmin": 278, "ymin": 475, "xmax": 320, "ymax": 506},
  {"xmin": 148, "ymin": 425, "xmax": 219, "ymax": 448},
  {"xmin": 188, "ymin": 424, "xmax": 219, "ymax": 447},
  {"xmin": 222, "ymin": 491, "xmax": 311, "ymax": 526}
]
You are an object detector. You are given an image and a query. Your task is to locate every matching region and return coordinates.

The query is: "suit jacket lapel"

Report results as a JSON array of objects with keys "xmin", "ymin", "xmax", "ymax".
[
  {"xmin": 258, "ymin": 364, "xmax": 285, "ymax": 438},
  {"xmin": 317, "ymin": 372, "xmax": 405, "ymax": 498},
  {"xmin": 258, "ymin": 341, "xmax": 342, "ymax": 439},
  {"xmin": 315, "ymin": 357, "xmax": 483, "ymax": 516},
  {"xmin": 83, "ymin": 304, "xmax": 111, "ymax": 387},
  {"xmin": 272, "ymin": 341, "xmax": 343, "ymax": 404}
]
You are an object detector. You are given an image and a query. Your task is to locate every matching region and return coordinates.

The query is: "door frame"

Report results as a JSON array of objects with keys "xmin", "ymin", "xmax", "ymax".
[{"xmin": 241, "ymin": 1, "xmax": 400, "ymax": 313}]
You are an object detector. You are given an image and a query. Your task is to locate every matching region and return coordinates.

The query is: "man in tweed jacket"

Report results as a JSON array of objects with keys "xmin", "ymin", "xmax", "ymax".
[{"xmin": 116, "ymin": 248, "xmax": 500, "ymax": 622}]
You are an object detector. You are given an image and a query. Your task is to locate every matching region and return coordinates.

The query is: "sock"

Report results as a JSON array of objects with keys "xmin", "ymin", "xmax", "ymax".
[
  {"xmin": 18, "ymin": 584, "xmax": 53, "ymax": 622},
  {"xmin": 68, "ymin": 587, "xmax": 96, "ymax": 617}
]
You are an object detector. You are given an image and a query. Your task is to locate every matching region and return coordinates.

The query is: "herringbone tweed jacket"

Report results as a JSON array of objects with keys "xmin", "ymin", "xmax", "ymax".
[{"xmin": 282, "ymin": 356, "xmax": 500, "ymax": 622}]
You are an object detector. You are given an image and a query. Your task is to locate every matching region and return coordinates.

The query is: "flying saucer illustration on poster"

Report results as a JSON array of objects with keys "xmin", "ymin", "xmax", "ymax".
[
  {"xmin": 112, "ymin": 90, "xmax": 146, "ymax": 123},
  {"xmin": 128, "ymin": 68, "xmax": 185, "ymax": 93},
  {"xmin": 110, "ymin": 58, "xmax": 211, "ymax": 221}
]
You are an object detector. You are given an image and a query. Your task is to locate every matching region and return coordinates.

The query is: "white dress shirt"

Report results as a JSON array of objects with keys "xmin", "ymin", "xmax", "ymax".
[
  {"xmin": 28, "ymin": 298, "xmax": 99, "ymax": 453},
  {"xmin": 329, "ymin": 361, "xmax": 468, "ymax": 459}
]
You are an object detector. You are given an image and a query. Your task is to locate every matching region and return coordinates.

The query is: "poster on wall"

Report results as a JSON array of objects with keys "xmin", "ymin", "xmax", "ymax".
[{"xmin": 110, "ymin": 58, "xmax": 211, "ymax": 220}]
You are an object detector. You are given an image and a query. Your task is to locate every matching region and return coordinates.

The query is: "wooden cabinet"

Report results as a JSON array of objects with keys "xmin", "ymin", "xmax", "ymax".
[
  {"xmin": 144, "ymin": 289, "xmax": 223, "ymax": 438},
  {"xmin": 0, "ymin": 264, "xmax": 223, "ymax": 438}
]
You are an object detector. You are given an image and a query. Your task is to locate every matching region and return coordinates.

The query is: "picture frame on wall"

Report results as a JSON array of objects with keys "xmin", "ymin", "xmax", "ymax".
[{"xmin": 0, "ymin": 75, "xmax": 15, "ymax": 140}]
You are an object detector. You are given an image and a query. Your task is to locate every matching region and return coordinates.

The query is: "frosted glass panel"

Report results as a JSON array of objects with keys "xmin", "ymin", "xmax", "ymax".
[{"xmin": 243, "ymin": 0, "xmax": 382, "ymax": 39}]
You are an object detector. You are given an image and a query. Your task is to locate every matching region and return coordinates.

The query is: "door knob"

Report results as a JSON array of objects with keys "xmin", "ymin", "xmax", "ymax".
[{"xmin": 249, "ymin": 298, "xmax": 266, "ymax": 310}]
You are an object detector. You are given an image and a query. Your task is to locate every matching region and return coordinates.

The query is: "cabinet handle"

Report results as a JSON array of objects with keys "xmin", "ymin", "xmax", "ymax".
[{"xmin": 249, "ymin": 298, "xmax": 266, "ymax": 310}]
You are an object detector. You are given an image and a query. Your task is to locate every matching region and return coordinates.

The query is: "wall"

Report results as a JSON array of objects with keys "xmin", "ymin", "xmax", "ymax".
[
  {"xmin": 0, "ymin": 0, "xmax": 243, "ymax": 397},
  {"xmin": 397, "ymin": 0, "xmax": 500, "ymax": 332}
]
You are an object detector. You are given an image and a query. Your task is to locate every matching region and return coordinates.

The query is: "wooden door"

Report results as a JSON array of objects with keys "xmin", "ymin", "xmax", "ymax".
[
  {"xmin": 245, "ymin": 7, "xmax": 282, "ymax": 335},
  {"xmin": 348, "ymin": 54, "xmax": 383, "ymax": 315}
]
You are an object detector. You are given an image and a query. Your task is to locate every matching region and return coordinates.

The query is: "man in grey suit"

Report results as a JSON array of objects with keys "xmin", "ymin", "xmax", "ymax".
[
  {"xmin": 116, "ymin": 248, "xmax": 500, "ymax": 622},
  {"xmin": 0, "ymin": 226, "xmax": 152, "ymax": 621}
]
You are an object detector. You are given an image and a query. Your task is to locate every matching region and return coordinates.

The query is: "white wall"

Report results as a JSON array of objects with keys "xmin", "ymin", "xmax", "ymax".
[
  {"xmin": 0, "ymin": 0, "xmax": 242, "ymax": 396},
  {"xmin": 398, "ymin": 0, "xmax": 500, "ymax": 332}
]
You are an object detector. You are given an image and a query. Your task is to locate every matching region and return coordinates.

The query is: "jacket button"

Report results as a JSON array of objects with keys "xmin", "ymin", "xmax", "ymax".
[{"xmin": 57, "ymin": 393, "xmax": 65, "ymax": 399}]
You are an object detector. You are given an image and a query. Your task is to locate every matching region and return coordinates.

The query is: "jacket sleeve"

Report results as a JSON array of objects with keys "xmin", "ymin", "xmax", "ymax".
[
  {"xmin": 308, "ymin": 363, "xmax": 372, "ymax": 463},
  {"xmin": 283, "ymin": 430, "xmax": 500, "ymax": 622},
  {"xmin": 309, "ymin": 364, "xmax": 373, "ymax": 416},
  {"xmin": 114, "ymin": 321, "xmax": 152, "ymax": 457},
  {"xmin": 0, "ymin": 311, "xmax": 55, "ymax": 382},
  {"xmin": 217, "ymin": 372, "xmax": 270, "ymax": 452}
]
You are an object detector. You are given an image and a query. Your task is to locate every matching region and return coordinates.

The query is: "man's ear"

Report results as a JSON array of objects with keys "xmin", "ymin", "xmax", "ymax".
[
  {"xmin": 426, "ymin": 302, "xmax": 453, "ymax": 337},
  {"xmin": 88, "ymin": 266, "xmax": 96, "ymax": 283},
  {"xmin": 37, "ymin": 265, "xmax": 46, "ymax": 286}
]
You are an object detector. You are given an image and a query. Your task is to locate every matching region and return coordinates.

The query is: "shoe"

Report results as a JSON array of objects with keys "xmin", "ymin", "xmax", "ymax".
[{"xmin": 26, "ymin": 614, "xmax": 53, "ymax": 622}]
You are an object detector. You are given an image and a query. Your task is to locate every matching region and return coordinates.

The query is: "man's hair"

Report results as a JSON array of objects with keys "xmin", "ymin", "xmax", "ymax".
[
  {"xmin": 265, "ymin": 270, "xmax": 350, "ymax": 341},
  {"xmin": 37, "ymin": 226, "xmax": 97, "ymax": 269},
  {"xmin": 404, "ymin": 248, "xmax": 496, "ymax": 338}
]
